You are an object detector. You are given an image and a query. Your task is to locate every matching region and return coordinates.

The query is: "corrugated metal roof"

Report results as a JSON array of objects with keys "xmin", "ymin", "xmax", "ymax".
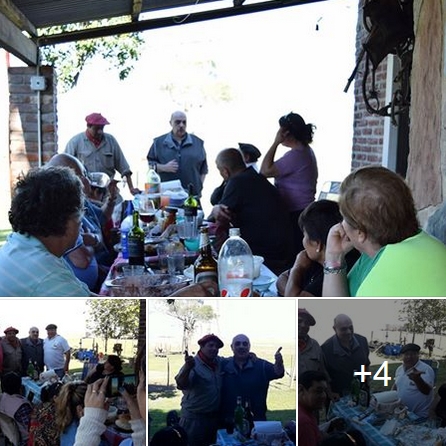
[{"xmin": 11, "ymin": 0, "xmax": 219, "ymax": 29}]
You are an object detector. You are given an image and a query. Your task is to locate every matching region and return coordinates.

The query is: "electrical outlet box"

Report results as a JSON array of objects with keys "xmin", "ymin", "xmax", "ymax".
[{"xmin": 30, "ymin": 76, "xmax": 47, "ymax": 91}]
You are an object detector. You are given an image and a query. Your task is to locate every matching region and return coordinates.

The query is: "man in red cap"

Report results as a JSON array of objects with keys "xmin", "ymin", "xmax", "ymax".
[
  {"xmin": 65, "ymin": 112, "xmax": 141, "ymax": 195},
  {"xmin": 175, "ymin": 333, "xmax": 224, "ymax": 446},
  {"xmin": 1, "ymin": 327, "xmax": 22, "ymax": 376}
]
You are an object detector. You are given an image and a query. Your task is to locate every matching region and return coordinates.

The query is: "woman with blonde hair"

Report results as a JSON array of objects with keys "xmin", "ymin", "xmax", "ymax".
[
  {"xmin": 323, "ymin": 165, "xmax": 446, "ymax": 296},
  {"xmin": 55, "ymin": 381, "xmax": 109, "ymax": 446}
]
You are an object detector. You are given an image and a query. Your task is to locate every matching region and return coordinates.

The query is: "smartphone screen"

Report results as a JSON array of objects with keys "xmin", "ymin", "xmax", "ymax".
[{"xmin": 109, "ymin": 374, "xmax": 136, "ymax": 397}]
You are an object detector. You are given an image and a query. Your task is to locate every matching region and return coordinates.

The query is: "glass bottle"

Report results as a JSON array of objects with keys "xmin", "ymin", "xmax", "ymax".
[
  {"xmin": 27, "ymin": 360, "xmax": 35, "ymax": 379},
  {"xmin": 145, "ymin": 162, "xmax": 161, "ymax": 208},
  {"xmin": 128, "ymin": 210, "xmax": 145, "ymax": 266},
  {"xmin": 359, "ymin": 378, "xmax": 370, "ymax": 408},
  {"xmin": 350, "ymin": 370, "xmax": 360, "ymax": 405},
  {"xmin": 234, "ymin": 396, "xmax": 245, "ymax": 435},
  {"xmin": 194, "ymin": 226, "xmax": 218, "ymax": 284},
  {"xmin": 183, "ymin": 183, "xmax": 198, "ymax": 239},
  {"xmin": 244, "ymin": 399, "xmax": 255, "ymax": 436},
  {"xmin": 145, "ymin": 162, "xmax": 161, "ymax": 195}
]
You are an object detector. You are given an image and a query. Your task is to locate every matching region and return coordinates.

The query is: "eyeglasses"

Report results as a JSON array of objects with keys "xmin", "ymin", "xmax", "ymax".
[{"xmin": 173, "ymin": 120, "xmax": 186, "ymax": 125}]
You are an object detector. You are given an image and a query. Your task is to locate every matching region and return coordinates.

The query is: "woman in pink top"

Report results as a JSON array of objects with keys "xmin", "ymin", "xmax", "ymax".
[{"xmin": 261, "ymin": 112, "xmax": 318, "ymax": 257}]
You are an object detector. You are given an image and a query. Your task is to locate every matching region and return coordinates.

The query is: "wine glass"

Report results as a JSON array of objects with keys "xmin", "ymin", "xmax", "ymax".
[{"xmin": 138, "ymin": 194, "xmax": 156, "ymax": 234}]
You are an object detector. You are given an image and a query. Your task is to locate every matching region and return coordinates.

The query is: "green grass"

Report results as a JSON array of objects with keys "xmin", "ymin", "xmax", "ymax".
[
  {"xmin": 0, "ymin": 229, "xmax": 11, "ymax": 245},
  {"xmin": 148, "ymin": 345, "xmax": 296, "ymax": 435}
]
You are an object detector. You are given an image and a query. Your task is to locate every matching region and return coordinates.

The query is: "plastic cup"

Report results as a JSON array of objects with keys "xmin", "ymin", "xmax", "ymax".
[
  {"xmin": 167, "ymin": 252, "xmax": 185, "ymax": 275},
  {"xmin": 253, "ymin": 255, "xmax": 264, "ymax": 278},
  {"xmin": 156, "ymin": 240, "xmax": 169, "ymax": 273},
  {"xmin": 122, "ymin": 265, "xmax": 145, "ymax": 276}
]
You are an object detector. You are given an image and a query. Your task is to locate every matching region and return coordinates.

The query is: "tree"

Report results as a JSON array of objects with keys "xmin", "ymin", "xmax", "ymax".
[
  {"xmin": 399, "ymin": 299, "xmax": 446, "ymax": 343},
  {"xmin": 39, "ymin": 18, "xmax": 144, "ymax": 92},
  {"xmin": 86, "ymin": 299, "xmax": 140, "ymax": 353},
  {"xmin": 160, "ymin": 300, "xmax": 217, "ymax": 352}
]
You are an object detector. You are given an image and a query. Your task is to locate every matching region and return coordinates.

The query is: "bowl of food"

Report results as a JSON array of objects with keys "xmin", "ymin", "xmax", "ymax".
[{"xmin": 108, "ymin": 274, "xmax": 190, "ymax": 297}]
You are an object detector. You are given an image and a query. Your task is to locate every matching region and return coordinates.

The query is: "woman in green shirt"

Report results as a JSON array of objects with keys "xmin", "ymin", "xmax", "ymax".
[{"xmin": 322, "ymin": 166, "xmax": 446, "ymax": 297}]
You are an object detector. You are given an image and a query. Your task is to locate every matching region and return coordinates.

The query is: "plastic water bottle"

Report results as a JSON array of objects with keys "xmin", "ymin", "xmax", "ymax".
[{"xmin": 218, "ymin": 228, "xmax": 254, "ymax": 297}]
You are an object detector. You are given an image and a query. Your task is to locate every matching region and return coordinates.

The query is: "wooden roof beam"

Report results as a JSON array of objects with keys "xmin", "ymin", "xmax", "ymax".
[
  {"xmin": 0, "ymin": 0, "xmax": 37, "ymax": 37},
  {"xmin": 0, "ymin": 11, "xmax": 38, "ymax": 65}
]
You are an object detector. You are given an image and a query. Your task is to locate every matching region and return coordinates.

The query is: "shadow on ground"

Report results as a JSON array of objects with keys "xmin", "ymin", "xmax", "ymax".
[{"xmin": 148, "ymin": 384, "xmax": 178, "ymax": 400}]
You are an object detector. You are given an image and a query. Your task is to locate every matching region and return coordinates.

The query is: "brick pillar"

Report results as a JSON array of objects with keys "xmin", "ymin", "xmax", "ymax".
[
  {"xmin": 351, "ymin": 0, "xmax": 387, "ymax": 170},
  {"xmin": 8, "ymin": 66, "xmax": 58, "ymax": 192}
]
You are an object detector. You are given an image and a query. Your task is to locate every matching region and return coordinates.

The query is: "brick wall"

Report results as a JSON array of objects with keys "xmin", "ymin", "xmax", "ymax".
[
  {"xmin": 351, "ymin": 0, "xmax": 387, "ymax": 170},
  {"xmin": 8, "ymin": 66, "xmax": 57, "ymax": 191}
]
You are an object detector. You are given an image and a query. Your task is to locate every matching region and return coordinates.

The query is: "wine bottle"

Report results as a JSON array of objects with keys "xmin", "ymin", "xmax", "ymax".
[{"xmin": 128, "ymin": 210, "xmax": 145, "ymax": 266}]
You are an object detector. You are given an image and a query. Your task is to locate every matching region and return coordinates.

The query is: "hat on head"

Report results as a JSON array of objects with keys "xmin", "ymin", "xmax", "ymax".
[
  {"xmin": 45, "ymin": 324, "xmax": 57, "ymax": 330},
  {"xmin": 198, "ymin": 334, "xmax": 224, "ymax": 349},
  {"xmin": 401, "ymin": 343, "xmax": 420, "ymax": 354},
  {"xmin": 3, "ymin": 327, "xmax": 18, "ymax": 334},
  {"xmin": 85, "ymin": 113, "xmax": 110, "ymax": 126},
  {"xmin": 298, "ymin": 308, "xmax": 316, "ymax": 326},
  {"xmin": 238, "ymin": 143, "xmax": 261, "ymax": 161}
]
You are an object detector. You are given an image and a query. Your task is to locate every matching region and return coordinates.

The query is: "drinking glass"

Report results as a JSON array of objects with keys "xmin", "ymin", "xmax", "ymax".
[{"xmin": 138, "ymin": 195, "xmax": 156, "ymax": 234}]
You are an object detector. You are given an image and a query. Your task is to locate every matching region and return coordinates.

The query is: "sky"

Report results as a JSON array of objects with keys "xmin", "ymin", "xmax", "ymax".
[
  {"xmin": 148, "ymin": 298, "xmax": 296, "ymax": 353},
  {"xmin": 0, "ymin": 299, "xmax": 90, "ymax": 339}
]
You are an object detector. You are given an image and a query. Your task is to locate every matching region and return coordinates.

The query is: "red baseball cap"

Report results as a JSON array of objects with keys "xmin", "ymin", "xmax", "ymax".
[
  {"xmin": 198, "ymin": 334, "xmax": 224, "ymax": 349},
  {"xmin": 85, "ymin": 113, "xmax": 110, "ymax": 126},
  {"xmin": 298, "ymin": 308, "xmax": 316, "ymax": 326}
]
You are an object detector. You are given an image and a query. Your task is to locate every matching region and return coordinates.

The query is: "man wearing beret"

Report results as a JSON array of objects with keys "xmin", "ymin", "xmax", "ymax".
[
  {"xmin": 393, "ymin": 343, "xmax": 435, "ymax": 417},
  {"xmin": 65, "ymin": 112, "xmax": 140, "ymax": 195},
  {"xmin": 321, "ymin": 314, "xmax": 370, "ymax": 399},
  {"xmin": 1, "ymin": 327, "xmax": 22, "ymax": 375},
  {"xmin": 175, "ymin": 333, "xmax": 224, "ymax": 446},
  {"xmin": 43, "ymin": 324, "xmax": 71, "ymax": 379},
  {"xmin": 298, "ymin": 309, "xmax": 329, "ymax": 379}
]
